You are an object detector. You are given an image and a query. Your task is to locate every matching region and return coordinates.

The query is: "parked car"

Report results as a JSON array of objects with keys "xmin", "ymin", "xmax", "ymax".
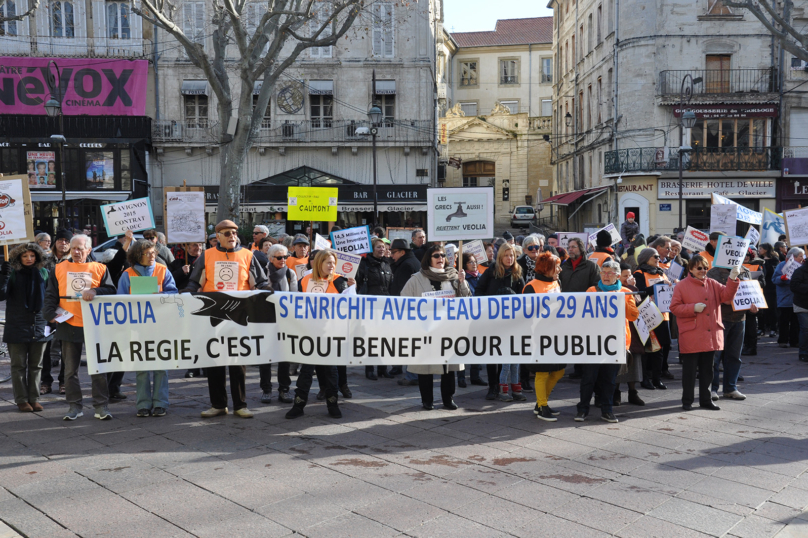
[
  {"xmin": 510, "ymin": 206, "xmax": 536, "ymax": 228},
  {"xmin": 92, "ymin": 233, "xmax": 144, "ymax": 256}
]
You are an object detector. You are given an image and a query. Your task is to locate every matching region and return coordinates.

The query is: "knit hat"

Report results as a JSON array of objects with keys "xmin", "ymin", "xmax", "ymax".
[
  {"xmin": 596, "ymin": 230, "xmax": 612, "ymax": 247},
  {"xmin": 54, "ymin": 228, "xmax": 73, "ymax": 242},
  {"xmin": 637, "ymin": 247, "xmax": 658, "ymax": 266},
  {"xmin": 503, "ymin": 231, "xmax": 514, "ymax": 241},
  {"xmin": 515, "ymin": 235, "xmax": 525, "ymax": 245},
  {"xmin": 626, "ymin": 212, "xmax": 635, "ymax": 219}
]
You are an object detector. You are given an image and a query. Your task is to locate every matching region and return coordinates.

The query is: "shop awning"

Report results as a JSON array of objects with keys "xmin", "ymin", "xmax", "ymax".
[
  {"xmin": 181, "ymin": 80, "xmax": 208, "ymax": 96},
  {"xmin": 543, "ymin": 186, "xmax": 609, "ymax": 206},
  {"xmin": 375, "ymin": 80, "xmax": 396, "ymax": 95},
  {"xmin": 31, "ymin": 191, "xmax": 132, "ymax": 202},
  {"xmin": 309, "ymin": 80, "xmax": 334, "ymax": 95}
]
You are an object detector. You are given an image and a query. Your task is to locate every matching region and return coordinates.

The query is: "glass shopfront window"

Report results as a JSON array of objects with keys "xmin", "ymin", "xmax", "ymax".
[{"xmin": 691, "ymin": 118, "xmax": 771, "ymax": 148}]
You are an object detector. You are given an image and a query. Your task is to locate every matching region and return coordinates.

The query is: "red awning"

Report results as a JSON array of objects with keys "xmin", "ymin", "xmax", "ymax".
[{"xmin": 544, "ymin": 186, "xmax": 609, "ymax": 206}]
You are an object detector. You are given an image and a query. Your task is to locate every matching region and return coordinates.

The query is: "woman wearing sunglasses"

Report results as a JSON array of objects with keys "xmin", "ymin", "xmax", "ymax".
[
  {"xmin": 633, "ymin": 248, "xmax": 672, "ymax": 393},
  {"xmin": 517, "ymin": 235, "xmax": 542, "ymax": 282},
  {"xmin": 400, "ymin": 244, "xmax": 471, "ymax": 410},
  {"xmin": 671, "ymin": 255, "xmax": 740, "ymax": 411}
]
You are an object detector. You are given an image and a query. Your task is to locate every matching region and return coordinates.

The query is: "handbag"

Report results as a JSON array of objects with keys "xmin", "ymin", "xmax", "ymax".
[{"xmin": 645, "ymin": 331, "xmax": 662, "ymax": 353}]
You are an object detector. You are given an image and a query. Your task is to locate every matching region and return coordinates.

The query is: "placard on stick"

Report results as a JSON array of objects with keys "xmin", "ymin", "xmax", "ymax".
[
  {"xmin": 557, "ymin": 232, "xmax": 589, "ymax": 250},
  {"xmin": 713, "ymin": 236, "xmax": 750, "ymax": 269},
  {"xmin": 784, "ymin": 206, "xmax": 808, "ymax": 247},
  {"xmin": 100, "ymin": 197, "xmax": 155, "ymax": 237},
  {"xmin": 330, "ymin": 226, "xmax": 371, "ymax": 254},
  {"xmin": 710, "ymin": 204, "xmax": 736, "ymax": 235},
  {"xmin": 587, "ymin": 223, "xmax": 621, "ymax": 248},
  {"xmin": 0, "ymin": 175, "xmax": 34, "ymax": 246},
  {"xmin": 165, "ymin": 187, "xmax": 205, "ymax": 243},
  {"xmin": 427, "ymin": 187, "xmax": 494, "ymax": 241},
  {"xmin": 681, "ymin": 226, "xmax": 709, "ymax": 253},
  {"xmin": 288, "ymin": 187, "xmax": 338, "ymax": 222},
  {"xmin": 732, "ymin": 280, "xmax": 767, "ymax": 311}
]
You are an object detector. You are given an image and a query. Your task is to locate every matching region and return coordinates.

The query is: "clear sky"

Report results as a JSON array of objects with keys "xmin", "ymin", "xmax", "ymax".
[{"xmin": 444, "ymin": 0, "xmax": 553, "ymax": 33}]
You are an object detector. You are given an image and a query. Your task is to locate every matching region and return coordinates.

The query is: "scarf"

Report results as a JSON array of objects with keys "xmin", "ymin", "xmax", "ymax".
[
  {"xmin": 524, "ymin": 256, "xmax": 536, "ymax": 282},
  {"xmin": 17, "ymin": 265, "xmax": 44, "ymax": 312},
  {"xmin": 422, "ymin": 267, "xmax": 458, "ymax": 292},
  {"xmin": 597, "ymin": 279, "xmax": 622, "ymax": 292},
  {"xmin": 637, "ymin": 263, "xmax": 663, "ymax": 275},
  {"xmin": 466, "ymin": 270, "xmax": 479, "ymax": 278},
  {"xmin": 706, "ymin": 243, "xmax": 716, "ymax": 256},
  {"xmin": 570, "ymin": 257, "xmax": 582, "ymax": 270},
  {"xmin": 267, "ymin": 263, "xmax": 290, "ymax": 292}
]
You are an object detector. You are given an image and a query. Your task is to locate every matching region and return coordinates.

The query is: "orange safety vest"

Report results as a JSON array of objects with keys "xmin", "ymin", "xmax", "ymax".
[
  {"xmin": 642, "ymin": 270, "xmax": 670, "ymax": 321},
  {"xmin": 250, "ymin": 243, "xmax": 259, "ymax": 251},
  {"xmin": 478, "ymin": 265, "xmax": 488, "ymax": 274},
  {"xmin": 587, "ymin": 251, "xmax": 613, "ymax": 267},
  {"xmin": 698, "ymin": 251, "xmax": 714, "ymax": 267},
  {"xmin": 743, "ymin": 264, "xmax": 758, "ymax": 272},
  {"xmin": 587, "ymin": 285, "xmax": 639, "ymax": 350},
  {"xmin": 522, "ymin": 279, "xmax": 560, "ymax": 294},
  {"xmin": 300, "ymin": 274, "xmax": 343, "ymax": 294},
  {"xmin": 658, "ymin": 260, "xmax": 671, "ymax": 270},
  {"xmin": 124, "ymin": 264, "xmax": 167, "ymax": 293},
  {"xmin": 286, "ymin": 255, "xmax": 309, "ymax": 272},
  {"xmin": 55, "ymin": 261, "xmax": 108, "ymax": 327},
  {"xmin": 201, "ymin": 248, "xmax": 253, "ymax": 292}
]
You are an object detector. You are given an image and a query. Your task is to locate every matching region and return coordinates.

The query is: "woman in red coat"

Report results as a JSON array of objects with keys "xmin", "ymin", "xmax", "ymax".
[{"xmin": 670, "ymin": 255, "xmax": 740, "ymax": 411}]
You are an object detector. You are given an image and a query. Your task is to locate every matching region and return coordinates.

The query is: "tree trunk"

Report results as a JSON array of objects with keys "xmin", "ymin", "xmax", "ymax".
[{"xmin": 216, "ymin": 123, "xmax": 251, "ymax": 222}]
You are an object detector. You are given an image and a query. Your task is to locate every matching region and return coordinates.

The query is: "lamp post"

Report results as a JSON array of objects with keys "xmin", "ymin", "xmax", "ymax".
[
  {"xmin": 676, "ymin": 74, "xmax": 702, "ymax": 233},
  {"xmin": 368, "ymin": 103, "xmax": 382, "ymax": 226},
  {"xmin": 44, "ymin": 60, "xmax": 67, "ymax": 230}
]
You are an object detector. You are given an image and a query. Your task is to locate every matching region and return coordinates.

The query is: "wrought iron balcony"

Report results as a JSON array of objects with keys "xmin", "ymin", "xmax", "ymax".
[
  {"xmin": 604, "ymin": 146, "xmax": 781, "ymax": 174},
  {"xmin": 658, "ymin": 68, "xmax": 778, "ymax": 97}
]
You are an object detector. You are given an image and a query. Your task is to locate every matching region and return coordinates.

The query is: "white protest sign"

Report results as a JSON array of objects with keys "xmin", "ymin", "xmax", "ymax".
[
  {"xmin": 306, "ymin": 279, "xmax": 330, "ymax": 293},
  {"xmin": 445, "ymin": 244, "xmax": 457, "ymax": 268},
  {"xmin": 783, "ymin": 257, "xmax": 802, "ymax": 280},
  {"xmin": 463, "ymin": 240, "xmax": 487, "ymax": 265},
  {"xmin": 681, "ymin": 226, "xmax": 709, "ymax": 253},
  {"xmin": 427, "ymin": 187, "xmax": 495, "ymax": 241},
  {"xmin": 294, "ymin": 264, "xmax": 307, "ymax": 281},
  {"xmin": 744, "ymin": 226, "xmax": 760, "ymax": 246},
  {"xmin": 732, "ymin": 280, "xmax": 767, "ymax": 311},
  {"xmin": 784, "ymin": 207, "xmax": 808, "ymax": 247},
  {"xmin": 710, "ymin": 204, "xmax": 736, "ymax": 235},
  {"xmin": 314, "ymin": 233, "xmax": 331, "ymax": 250},
  {"xmin": 557, "ymin": 232, "xmax": 589, "ymax": 250},
  {"xmin": 665, "ymin": 260, "xmax": 684, "ymax": 282},
  {"xmin": 713, "ymin": 236, "xmax": 750, "ymax": 269},
  {"xmin": 213, "ymin": 261, "xmax": 239, "ymax": 291},
  {"xmin": 334, "ymin": 251, "xmax": 362, "ymax": 279},
  {"xmin": 330, "ymin": 226, "xmax": 371, "ymax": 254},
  {"xmin": 633, "ymin": 312, "xmax": 650, "ymax": 345},
  {"xmin": 165, "ymin": 191, "xmax": 206, "ymax": 243},
  {"xmin": 100, "ymin": 198, "xmax": 155, "ymax": 237},
  {"xmin": 0, "ymin": 176, "xmax": 34, "ymax": 245},
  {"xmin": 653, "ymin": 283, "xmax": 674, "ymax": 314},
  {"xmin": 422, "ymin": 289, "xmax": 455, "ymax": 298},
  {"xmin": 712, "ymin": 192, "xmax": 762, "ymax": 225},
  {"xmin": 587, "ymin": 223, "xmax": 622, "ymax": 248},
  {"xmin": 636, "ymin": 296, "xmax": 664, "ymax": 332}
]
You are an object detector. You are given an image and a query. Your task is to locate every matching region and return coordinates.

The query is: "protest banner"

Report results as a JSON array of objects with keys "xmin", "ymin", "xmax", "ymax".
[
  {"xmin": 665, "ymin": 260, "xmax": 684, "ymax": 282},
  {"xmin": 653, "ymin": 283, "xmax": 674, "ymax": 314},
  {"xmin": 463, "ymin": 240, "xmax": 487, "ymax": 265},
  {"xmin": 386, "ymin": 227, "xmax": 417, "ymax": 243},
  {"xmin": 334, "ymin": 251, "xmax": 362, "ymax": 279},
  {"xmin": 164, "ymin": 189, "xmax": 206, "ymax": 243},
  {"xmin": 330, "ymin": 226, "xmax": 371, "ymax": 254},
  {"xmin": 635, "ymin": 297, "xmax": 663, "ymax": 338},
  {"xmin": 762, "ymin": 208, "xmax": 785, "ymax": 246},
  {"xmin": 744, "ymin": 226, "xmax": 760, "ymax": 246},
  {"xmin": 784, "ymin": 207, "xmax": 808, "ymax": 247},
  {"xmin": 713, "ymin": 236, "xmax": 750, "ymax": 269},
  {"xmin": 732, "ymin": 280, "xmax": 767, "ymax": 311},
  {"xmin": 710, "ymin": 204, "xmax": 736, "ymax": 235},
  {"xmin": 288, "ymin": 187, "xmax": 338, "ymax": 221},
  {"xmin": 557, "ymin": 232, "xmax": 589, "ymax": 250},
  {"xmin": 783, "ymin": 257, "xmax": 802, "ymax": 279},
  {"xmin": 681, "ymin": 226, "xmax": 709, "ymax": 253},
  {"xmin": 100, "ymin": 198, "xmax": 155, "ymax": 237},
  {"xmin": 587, "ymin": 223, "xmax": 622, "ymax": 248},
  {"xmin": 634, "ymin": 312, "xmax": 650, "ymax": 345},
  {"xmin": 0, "ymin": 175, "xmax": 34, "ymax": 246},
  {"xmin": 82, "ymin": 291, "xmax": 627, "ymax": 373},
  {"xmin": 314, "ymin": 233, "xmax": 331, "ymax": 250},
  {"xmin": 427, "ymin": 187, "xmax": 494, "ymax": 241},
  {"xmin": 712, "ymin": 193, "xmax": 762, "ymax": 225}
]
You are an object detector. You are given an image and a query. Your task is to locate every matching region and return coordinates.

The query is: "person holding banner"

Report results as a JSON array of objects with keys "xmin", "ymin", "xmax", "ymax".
[
  {"xmin": 0, "ymin": 243, "xmax": 52, "ymax": 412},
  {"xmin": 759, "ymin": 243, "xmax": 779, "ymax": 338},
  {"xmin": 43, "ymin": 234, "xmax": 117, "ymax": 421},
  {"xmin": 773, "ymin": 248, "xmax": 804, "ymax": 349},
  {"xmin": 287, "ymin": 249, "xmax": 355, "ymax": 420},
  {"xmin": 741, "ymin": 247, "xmax": 766, "ymax": 356},
  {"xmin": 400, "ymin": 244, "xmax": 471, "ymax": 410},
  {"xmin": 561, "ymin": 238, "xmax": 602, "ymax": 380},
  {"xmin": 697, "ymin": 232, "xmax": 725, "ymax": 268},
  {"xmin": 184, "ymin": 220, "xmax": 270, "ymax": 419},
  {"xmin": 357, "ymin": 238, "xmax": 394, "ymax": 381},
  {"xmin": 633, "ymin": 248, "xmax": 673, "ymax": 389},
  {"xmin": 589, "ymin": 230, "xmax": 617, "ymax": 267},
  {"xmin": 117, "ymin": 240, "xmax": 178, "ymax": 417},
  {"xmin": 670, "ymin": 255, "xmax": 740, "ymax": 411},
  {"xmin": 286, "ymin": 236, "xmax": 310, "ymax": 273}
]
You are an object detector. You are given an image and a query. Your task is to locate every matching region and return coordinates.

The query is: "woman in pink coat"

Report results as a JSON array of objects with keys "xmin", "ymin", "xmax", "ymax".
[{"xmin": 670, "ymin": 255, "xmax": 740, "ymax": 411}]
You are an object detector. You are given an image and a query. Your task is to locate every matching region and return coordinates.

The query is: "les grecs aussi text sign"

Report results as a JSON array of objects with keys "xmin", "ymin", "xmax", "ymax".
[
  {"xmin": 0, "ymin": 57, "xmax": 148, "ymax": 116},
  {"xmin": 657, "ymin": 179, "xmax": 776, "ymax": 199},
  {"xmin": 81, "ymin": 291, "xmax": 626, "ymax": 373}
]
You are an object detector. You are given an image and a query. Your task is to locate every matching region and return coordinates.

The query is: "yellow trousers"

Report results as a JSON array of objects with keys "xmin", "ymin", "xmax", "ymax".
[{"xmin": 534, "ymin": 370, "xmax": 565, "ymax": 407}]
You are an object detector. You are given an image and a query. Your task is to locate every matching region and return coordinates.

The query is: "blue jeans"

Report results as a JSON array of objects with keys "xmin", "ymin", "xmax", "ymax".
[
  {"xmin": 136, "ymin": 371, "xmax": 169, "ymax": 410},
  {"xmin": 713, "ymin": 319, "xmax": 744, "ymax": 394},
  {"xmin": 797, "ymin": 312, "xmax": 808, "ymax": 357},
  {"xmin": 499, "ymin": 364, "xmax": 519, "ymax": 384}
]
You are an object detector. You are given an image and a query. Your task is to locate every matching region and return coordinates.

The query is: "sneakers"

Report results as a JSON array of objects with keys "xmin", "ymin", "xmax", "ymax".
[
  {"xmin": 574, "ymin": 411, "xmax": 586, "ymax": 422},
  {"xmin": 339, "ymin": 384, "xmax": 353, "ymax": 399},
  {"xmin": 536, "ymin": 406, "xmax": 557, "ymax": 422},
  {"xmin": 260, "ymin": 391, "xmax": 272, "ymax": 404},
  {"xmin": 510, "ymin": 384, "xmax": 527, "ymax": 401},
  {"xmin": 136, "ymin": 408, "xmax": 151, "ymax": 417},
  {"xmin": 723, "ymin": 390, "xmax": 746, "ymax": 400},
  {"xmin": 63, "ymin": 404, "xmax": 83, "ymax": 421},
  {"xmin": 548, "ymin": 407, "xmax": 561, "ymax": 416},
  {"xmin": 201, "ymin": 407, "xmax": 228, "ymax": 418},
  {"xmin": 152, "ymin": 407, "xmax": 166, "ymax": 417},
  {"xmin": 498, "ymin": 384, "xmax": 513, "ymax": 402},
  {"xmin": 234, "ymin": 408, "xmax": 254, "ymax": 418},
  {"xmin": 94, "ymin": 405, "xmax": 113, "ymax": 420},
  {"xmin": 601, "ymin": 412, "xmax": 618, "ymax": 423},
  {"xmin": 278, "ymin": 390, "xmax": 294, "ymax": 404},
  {"xmin": 326, "ymin": 396, "xmax": 342, "ymax": 418},
  {"xmin": 711, "ymin": 391, "xmax": 719, "ymax": 401},
  {"xmin": 285, "ymin": 397, "xmax": 305, "ymax": 419}
]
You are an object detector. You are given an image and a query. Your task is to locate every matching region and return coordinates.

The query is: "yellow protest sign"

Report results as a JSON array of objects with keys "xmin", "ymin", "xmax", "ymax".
[{"xmin": 287, "ymin": 187, "xmax": 338, "ymax": 222}]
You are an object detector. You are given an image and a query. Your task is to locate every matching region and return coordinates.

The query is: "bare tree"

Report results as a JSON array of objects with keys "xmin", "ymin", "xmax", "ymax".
[
  {"xmin": 0, "ymin": 0, "xmax": 39, "ymax": 23},
  {"xmin": 132, "ymin": 0, "xmax": 366, "ymax": 220},
  {"xmin": 724, "ymin": 0, "xmax": 808, "ymax": 62}
]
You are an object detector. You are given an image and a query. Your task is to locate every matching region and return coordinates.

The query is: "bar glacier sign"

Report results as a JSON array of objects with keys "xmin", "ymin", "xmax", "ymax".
[{"xmin": 0, "ymin": 57, "xmax": 148, "ymax": 116}]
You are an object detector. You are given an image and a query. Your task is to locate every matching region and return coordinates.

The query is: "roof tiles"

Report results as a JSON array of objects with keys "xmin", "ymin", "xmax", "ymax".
[{"xmin": 451, "ymin": 17, "xmax": 553, "ymax": 47}]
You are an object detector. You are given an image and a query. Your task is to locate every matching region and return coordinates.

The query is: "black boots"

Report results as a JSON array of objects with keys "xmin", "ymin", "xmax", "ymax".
[{"xmin": 285, "ymin": 396, "xmax": 306, "ymax": 419}]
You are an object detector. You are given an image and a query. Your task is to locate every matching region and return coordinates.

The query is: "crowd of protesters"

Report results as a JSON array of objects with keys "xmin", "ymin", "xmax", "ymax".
[{"xmin": 3, "ymin": 217, "xmax": 805, "ymax": 426}]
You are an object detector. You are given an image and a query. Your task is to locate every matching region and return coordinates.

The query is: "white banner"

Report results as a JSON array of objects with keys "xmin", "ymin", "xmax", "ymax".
[
  {"xmin": 713, "ymin": 236, "xmax": 750, "ymax": 269},
  {"xmin": 100, "ymin": 198, "xmax": 155, "ymax": 237},
  {"xmin": 681, "ymin": 226, "xmax": 709, "ymax": 253},
  {"xmin": 165, "ymin": 191, "xmax": 206, "ymax": 243},
  {"xmin": 653, "ymin": 283, "xmax": 674, "ymax": 314},
  {"xmin": 427, "ymin": 187, "xmax": 495, "ymax": 241},
  {"xmin": 330, "ymin": 226, "xmax": 371, "ymax": 254},
  {"xmin": 314, "ymin": 233, "xmax": 331, "ymax": 250},
  {"xmin": 785, "ymin": 207, "xmax": 808, "ymax": 247},
  {"xmin": 557, "ymin": 232, "xmax": 589, "ymax": 250},
  {"xmin": 732, "ymin": 280, "xmax": 767, "ymax": 311},
  {"xmin": 711, "ymin": 193, "xmax": 763, "ymax": 225},
  {"xmin": 744, "ymin": 226, "xmax": 760, "ymax": 246},
  {"xmin": 762, "ymin": 208, "xmax": 785, "ymax": 246},
  {"xmin": 783, "ymin": 257, "xmax": 802, "ymax": 279},
  {"xmin": 587, "ymin": 223, "xmax": 622, "ymax": 248},
  {"xmin": 710, "ymin": 204, "xmax": 736, "ymax": 235},
  {"xmin": 81, "ymin": 291, "xmax": 627, "ymax": 373}
]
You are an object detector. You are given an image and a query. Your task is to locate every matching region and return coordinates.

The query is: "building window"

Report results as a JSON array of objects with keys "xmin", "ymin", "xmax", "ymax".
[
  {"xmin": 563, "ymin": 41, "xmax": 568, "ymax": 72},
  {"xmin": 596, "ymin": 77, "xmax": 602, "ymax": 123},
  {"xmin": 689, "ymin": 118, "xmax": 769, "ymax": 148},
  {"xmin": 245, "ymin": 2, "xmax": 269, "ymax": 54},
  {"xmin": 460, "ymin": 61, "xmax": 478, "ymax": 86},
  {"xmin": 252, "ymin": 95, "xmax": 271, "ymax": 129},
  {"xmin": 0, "ymin": 0, "xmax": 18, "ymax": 36},
  {"xmin": 371, "ymin": 3, "xmax": 394, "ymax": 58},
  {"xmin": 500, "ymin": 101, "xmax": 518, "ymax": 114},
  {"xmin": 462, "ymin": 177, "xmax": 478, "ymax": 187},
  {"xmin": 310, "ymin": 95, "xmax": 333, "ymax": 128},
  {"xmin": 182, "ymin": 1, "xmax": 204, "ymax": 45},
  {"xmin": 374, "ymin": 94, "xmax": 395, "ymax": 126},
  {"xmin": 579, "ymin": 25, "xmax": 583, "ymax": 59},
  {"xmin": 571, "ymin": 36, "xmax": 575, "ymax": 65},
  {"xmin": 460, "ymin": 102, "xmax": 477, "ymax": 116},
  {"xmin": 597, "ymin": 5, "xmax": 602, "ymax": 42},
  {"xmin": 587, "ymin": 14, "xmax": 593, "ymax": 52},
  {"xmin": 106, "ymin": 1, "xmax": 130, "ymax": 39},
  {"xmin": 51, "ymin": 0, "xmax": 75, "ymax": 37},
  {"xmin": 500, "ymin": 59, "xmax": 518, "ymax": 84},
  {"xmin": 541, "ymin": 99, "xmax": 552, "ymax": 117},
  {"xmin": 587, "ymin": 85, "xmax": 592, "ymax": 129},
  {"xmin": 309, "ymin": 2, "xmax": 332, "ymax": 58},
  {"xmin": 541, "ymin": 58, "xmax": 552, "ymax": 83},
  {"xmin": 706, "ymin": 54, "xmax": 731, "ymax": 93},
  {"xmin": 706, "ymin": 0, "xmax": 733, "ymax": 15},
  {"xmin": 184, "ymin": 95, "xmax": 208, "ymax": 129}
]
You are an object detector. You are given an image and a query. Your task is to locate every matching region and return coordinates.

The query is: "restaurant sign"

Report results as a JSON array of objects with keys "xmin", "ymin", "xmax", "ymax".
[
  {"xmin": 672, "ymin": 105, "xmax": 778, "ymax": 119},
  {"xmin": 657, "ymin": 179, "xmax": 776, "ymax": 199}
]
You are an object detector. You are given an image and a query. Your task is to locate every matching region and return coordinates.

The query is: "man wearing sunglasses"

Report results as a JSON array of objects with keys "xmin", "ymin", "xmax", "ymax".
[
  {"xmin": 249, "ymin": 225, "xmax": 269, "ymax": 251},
  {"xmin": 184, "ymin": 220, "xmax": 270, "ymax": 419}
]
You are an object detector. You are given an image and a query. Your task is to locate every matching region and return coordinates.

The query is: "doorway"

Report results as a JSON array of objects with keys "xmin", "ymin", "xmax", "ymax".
[{"xmin": 618, "ymin": 193, "xmax": 649, "ymax": 239}]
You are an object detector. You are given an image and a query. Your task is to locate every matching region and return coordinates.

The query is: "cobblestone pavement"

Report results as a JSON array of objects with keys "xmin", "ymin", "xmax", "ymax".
[{"xmin": 1, "ymin": 336, "xmax": 808, "ymax": 537}]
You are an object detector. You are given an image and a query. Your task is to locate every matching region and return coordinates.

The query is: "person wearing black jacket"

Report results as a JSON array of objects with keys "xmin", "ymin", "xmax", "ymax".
[
  {"xmin": 790, "ymin": 261, "xmax": 808, "ymax": 362},
  {"xmin": 633, "ymin": 248, "xmax": 672, "ymax": 391},
  {"xmin": 389, "ymin": 239, "xmax": 421, "ymax": 297},
  {"xmin": 559, "ymin": 237, "xmax": 601, "ymax": 379},
  {"xmin": 169, "ymin": 241, "xmax": 205, "ymax": 378},
  {"xmin": 759, "ymin": 243, "xmax": 780, "ymax": 338},
  {"xmin": 474, "ymin": 243, "xmax": 526, "ymax": 400},
  {"xmin": 357, "ymin": 238, "xmax": 394, "ymax": 380},
  {"xmin": 742, "ymin": 247, "xmax": 766, "ymax": 356}
]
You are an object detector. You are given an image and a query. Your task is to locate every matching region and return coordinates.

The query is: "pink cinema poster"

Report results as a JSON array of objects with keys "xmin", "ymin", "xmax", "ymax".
[{"xmin": 0, "ymin": 57, "xmax": 147, "ymax": 116}]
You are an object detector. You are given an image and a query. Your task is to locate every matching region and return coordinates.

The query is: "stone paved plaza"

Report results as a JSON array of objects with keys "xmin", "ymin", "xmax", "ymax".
[{"xmin": 2, "ymin": 337, "xmax": 808, "ymax": 537}]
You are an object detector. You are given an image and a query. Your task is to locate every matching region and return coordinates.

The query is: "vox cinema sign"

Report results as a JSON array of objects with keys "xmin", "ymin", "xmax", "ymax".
[{"xmin": 0, "ymin": 57, "xmax": 148, "ymax": 116}]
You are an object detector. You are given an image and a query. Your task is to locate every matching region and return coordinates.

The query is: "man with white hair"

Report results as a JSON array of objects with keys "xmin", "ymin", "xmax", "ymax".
[
  {"xmin": 250, "ymin": 225, "xmax": 269, "ymax": 251},
  {"xmin": 43, "ymin": 234, "xmax": 117, "ymax": 421}
]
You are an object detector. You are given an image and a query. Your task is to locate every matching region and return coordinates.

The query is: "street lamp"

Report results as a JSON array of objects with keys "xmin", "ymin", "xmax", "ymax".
[
  {"xmin": 677, "ymin": 74, "xmax": 702, "ymax": 233},
  {"xmin": 367, "ymin": 103, "xmax": 382, "ymax": 225},
  {"xmin": 565, "ymin": 112, "xmax": 572, "ymax": 127},
  {"xmin": 44, "ymin": 60, "xmax": 67, "ymax": 229}
]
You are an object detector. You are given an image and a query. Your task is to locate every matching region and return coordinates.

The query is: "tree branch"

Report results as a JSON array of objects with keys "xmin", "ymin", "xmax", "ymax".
[
  {"xmin": 724, "ymin": 0, "xmax": 808, "ymax": 60},
  {"xmin": 0, "ymin": 0, "xmax": 39, "ymax": 24}
]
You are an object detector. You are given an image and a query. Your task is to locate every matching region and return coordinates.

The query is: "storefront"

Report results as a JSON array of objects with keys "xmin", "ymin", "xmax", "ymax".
[{"xmin": 777, "ymin": 178, "xmax": 808, "ymax": 212}]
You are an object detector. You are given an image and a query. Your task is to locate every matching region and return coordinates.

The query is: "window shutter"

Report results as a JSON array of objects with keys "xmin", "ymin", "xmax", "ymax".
[
  {"xmin": 383, "ymin": 5, "xmax": 393, "ymax": 57},
  {"xmin": 372, "ymin": 4, "xmax": 382, "ymax": 56},
  {"xmin": 194, "ymin": 2, "xmax": 204, "ymax": 44}
]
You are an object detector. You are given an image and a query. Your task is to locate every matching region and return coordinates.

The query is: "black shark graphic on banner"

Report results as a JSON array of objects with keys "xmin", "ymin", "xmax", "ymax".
[{"xmin": 191, "ymin": 292, "xmax": 276, "ymax": 327}]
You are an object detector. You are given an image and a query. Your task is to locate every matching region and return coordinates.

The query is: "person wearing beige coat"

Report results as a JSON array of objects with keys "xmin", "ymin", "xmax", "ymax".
[{"xmin": 400, "ymin": 244, "xmax": 471, "ymax": 410}]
